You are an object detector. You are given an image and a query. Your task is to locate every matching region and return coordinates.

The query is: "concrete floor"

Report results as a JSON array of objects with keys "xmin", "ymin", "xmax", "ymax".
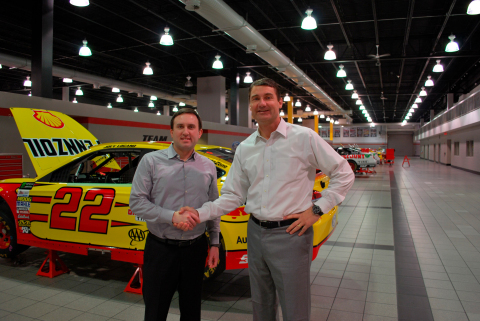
[{"xmin": 1, "ymin": 157, "xmax": 480, "ymax": 321}]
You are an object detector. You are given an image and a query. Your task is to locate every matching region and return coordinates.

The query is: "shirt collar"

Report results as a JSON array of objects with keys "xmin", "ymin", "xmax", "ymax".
[
  {"xmin": 167, "ymin": 143, "xmax": 196, "ymax": 160},
  {"xmin": 254, "ymin": 118, "xmax": 288, "ymax": 143}
]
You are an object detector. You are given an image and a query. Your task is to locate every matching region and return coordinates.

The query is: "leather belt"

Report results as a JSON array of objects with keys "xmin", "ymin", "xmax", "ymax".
[
  {"xmin": 250, "ymin": 216, "xmax": 296, "ymax": 229},
  {"xmin": 149, "ymin": 233, "xmax": 204, "ymax": 247}
]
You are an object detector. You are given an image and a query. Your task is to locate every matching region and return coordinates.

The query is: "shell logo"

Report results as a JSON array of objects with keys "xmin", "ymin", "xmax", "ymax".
[
  {"xmin": 227, "ymin": 207, "xmax": 249, "ymax": 219},
  {"xmin": 33, "ymin": 110, "xmax": 65, "ymax": 129}
]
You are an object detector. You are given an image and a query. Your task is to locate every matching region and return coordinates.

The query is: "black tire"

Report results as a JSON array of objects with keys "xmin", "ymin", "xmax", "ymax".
[
  {"xmin": 348, "ymin": 160, "xmax": 358, "ymax": 172},
  {"xmin": 203, "ymin": 233, "xmax": 226, "ymax": 281},
  {"xmin": 0, "ymin": 208, "xmax": 30, "ymax": 259}
]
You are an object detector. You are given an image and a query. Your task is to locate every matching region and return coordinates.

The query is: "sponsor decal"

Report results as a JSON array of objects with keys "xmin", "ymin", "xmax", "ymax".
[
  {"xmin": 142, "ymin": 135, "xmax": 167, "ymax": 141},
  {"xmin": 17, "ymin": 214, "xmax": 30, "ymax": 220},
  {"xmin": 33, "ymin": 110, "xmax": 65, "ymax": 129},
  {"xmin": 21, "ymin": 226, "xmax": 30, "ymax": 234},
  {"xmin": 236, "ymin": 236, "xmax": 247, "ymax": 244},
  {"xmin": 212, "ymin": 160, "xmax": 227, "ymax": 169},
  {"xmin": 17, "ymin": 189, "xmax": 30, "ymax": 197},
  {"xmin": 342, "ymin": 154, "xmax": 365, "ymax": 159},
  {"xmin": 16, "ymin": 201, "xmax": 31, "ymax": 209},
  {"xmin": 18, "ymin": 220, "xmax": 31, "ymax": 227},
  {"xmin": 20, "ymin": 182, "xmax": 35, "ymax": 190},
  {"xmin": 0, "ymin": 188, "xmax": 3, "ymax": 193},
  {"xmin": 22, "ymin": 138, "xmax": 99, "ymax": 158},
  {"xmin": 128, "ymin": 209, "xmax": 146, "ymax": 222},
  {"xmin": 239, "ymin": 254, "xmax": 248, "ymax": 264},
  {"xmin": 128, "ymin": 228, "xmax": 147, "ymax": 245},
  {"xmin": 17, "ymin": 210, "xmax": 30, "ymax": 215},
  {"xmin": 17, "ymin": 196, "xmax": 32, "ymax": 202},
  {"xmin": 103, "ymin": 144, "xmax": 137, "ymax": 148}
]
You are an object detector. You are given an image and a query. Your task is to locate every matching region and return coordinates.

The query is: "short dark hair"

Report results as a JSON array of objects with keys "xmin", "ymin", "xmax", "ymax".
[
  {"xmin": 249, "ymin": 78, "xmax": 281, "ymax": 101},
  {"xmin": 170, "ymin": 108, "xmax": 203, "ymax": 130}
]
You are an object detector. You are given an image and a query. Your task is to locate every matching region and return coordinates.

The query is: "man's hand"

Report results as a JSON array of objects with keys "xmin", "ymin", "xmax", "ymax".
[
  {"xmin": 207, "ymin": 246, "xmax": 219, "ymax": 268},
  {"xmin": 172, "ymin": 209, "xmax": 200, "ymax": 231},
  {"xmin": 284, "ymin": 206, "xmax": 321, "ymax": 236},
  {"xmin": 173, "ymin": 206, "xmax": 200, "ymax": 231}
]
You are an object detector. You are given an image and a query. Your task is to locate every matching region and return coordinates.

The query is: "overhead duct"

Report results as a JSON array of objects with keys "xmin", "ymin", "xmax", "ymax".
[
  {"xmin": 180, "ymin": 0, "xmax": 352, "ymax": 122},
  {"xmin": 0, "ymin": 53, "xmax": 197, "ymax": 107}
]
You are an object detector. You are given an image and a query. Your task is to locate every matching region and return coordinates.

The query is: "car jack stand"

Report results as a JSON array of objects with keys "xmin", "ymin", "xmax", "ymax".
[
  {"xmin": 124, "ymin": 264, "xmax": 143, "ymax": 294},
  {"xmin": 36, "ymin": 250, "xmax": 69, "ymax": 278}
]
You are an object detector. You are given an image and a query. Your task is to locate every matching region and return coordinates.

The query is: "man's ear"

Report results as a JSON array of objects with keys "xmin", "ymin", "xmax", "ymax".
[
  {"xmin": 198, "ymin": 129, "xmax": 203, "ymax": 139},
  {"xmin": 170, "ymin": 129, "xmax": 174, "ymax": 138}
]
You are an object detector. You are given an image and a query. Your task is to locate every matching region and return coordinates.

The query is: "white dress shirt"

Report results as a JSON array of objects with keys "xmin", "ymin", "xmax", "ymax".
[{"xmin": 197, "ymin": 118, "xmax": 355, "ymax": 222}]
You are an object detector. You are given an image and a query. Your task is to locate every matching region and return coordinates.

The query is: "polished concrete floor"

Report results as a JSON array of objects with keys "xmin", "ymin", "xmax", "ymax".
[{"xmin": 1, "ymin": 157, "xmax": 480, "ymax": 321}]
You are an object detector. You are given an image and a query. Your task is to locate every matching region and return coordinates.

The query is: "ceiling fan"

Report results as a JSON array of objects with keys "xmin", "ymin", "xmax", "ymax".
[{"xmin": 368, "ymin": 45, "xmax": 390, "ymax": 66}]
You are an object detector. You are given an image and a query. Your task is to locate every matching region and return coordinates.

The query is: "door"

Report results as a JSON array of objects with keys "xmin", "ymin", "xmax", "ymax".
[
  {"xmin": 446, "ymin": 140, "xmax": 452, "ymax": 165},
  {"xmin": 387, "ymin": 132, "xmax": 414, "ymax": 156},
  {"xmin": 438, "ymin": 144, "xmax": 441, "ymax": 163}
]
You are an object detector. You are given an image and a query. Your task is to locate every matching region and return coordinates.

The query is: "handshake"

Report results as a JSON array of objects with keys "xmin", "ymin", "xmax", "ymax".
[{"xmin": 172, "ymin": 207, "xmax": 201, "ymax": 231}]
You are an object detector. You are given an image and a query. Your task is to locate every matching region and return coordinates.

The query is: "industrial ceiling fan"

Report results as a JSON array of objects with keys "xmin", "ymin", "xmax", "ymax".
[{"xmin": 368, "ymin": 45, "xmax": 390, "ymax": 66}]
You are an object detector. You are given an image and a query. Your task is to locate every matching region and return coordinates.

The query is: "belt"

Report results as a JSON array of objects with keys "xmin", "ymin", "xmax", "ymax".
[
  {"xmin": 149, "ymin": 233, "xmax": 204, "ymax": 247},
  {"xmin": 250, "ymin": 216, "xmax": 297, "ymax": 229}
]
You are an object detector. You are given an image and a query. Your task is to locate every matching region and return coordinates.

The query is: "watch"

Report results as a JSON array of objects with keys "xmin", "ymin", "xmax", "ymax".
[{"xmin": 312, "ymin": 204, "xmax": 323, "ymax": 216}]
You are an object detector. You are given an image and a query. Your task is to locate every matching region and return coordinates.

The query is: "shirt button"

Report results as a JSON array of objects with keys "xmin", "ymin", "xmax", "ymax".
[
  {"xmin": 266, "ymin": 175, "xmax": 269, "ymax": 177},
  {"xmin": 264, "ymin": 190, "xmax": 267, "ymax": 192},
  {"xmin": 263, "ymin": 206, "xmax": 265, "ymax": 208}
]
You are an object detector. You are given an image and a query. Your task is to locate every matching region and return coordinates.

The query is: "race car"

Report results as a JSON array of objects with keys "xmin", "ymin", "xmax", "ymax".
[
  {"xmin": 0, "ymin": 108, "xmax": 338, "ymax": 287},
  {"xmin": 335, "ymin": 146, "xmax": 377, "ymax": 172}
]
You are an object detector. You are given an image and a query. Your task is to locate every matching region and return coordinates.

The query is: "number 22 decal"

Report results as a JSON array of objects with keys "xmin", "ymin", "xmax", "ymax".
[{"xmin": 50, "ymin": 187, "xmax": 115, "ymax": 234}]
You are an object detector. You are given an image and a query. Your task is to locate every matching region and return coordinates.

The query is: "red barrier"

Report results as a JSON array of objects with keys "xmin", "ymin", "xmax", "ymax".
[{"xmin": 402, "ymin": 156, "xmax": 411, "ymax": 167}]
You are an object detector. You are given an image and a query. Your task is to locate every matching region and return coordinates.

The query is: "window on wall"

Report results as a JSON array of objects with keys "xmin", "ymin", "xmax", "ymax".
[
  {"xmin": 467, "ymin": 141, "xmax": 474, "ymax": 157},
  {"xmin": 454, "ymin": 142, "xmax": 459, "ymax": 156}
]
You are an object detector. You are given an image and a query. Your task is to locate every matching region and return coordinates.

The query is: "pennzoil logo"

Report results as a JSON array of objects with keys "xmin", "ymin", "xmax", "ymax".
[
  {"xmin": 33, "ymin": 110, "xmax": 64, "ymax": 129},
  {"xmin": 22, "ymin": 138, "xmax": 100, "ymax": 158}
]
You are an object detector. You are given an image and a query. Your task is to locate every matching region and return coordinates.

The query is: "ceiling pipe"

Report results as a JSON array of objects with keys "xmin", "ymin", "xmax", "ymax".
[
  {"xmin": 0, "ymin": 53, "xmax": 197, "ymax": 107},
  {"xmin": 181, "ymin": 0, "xmax": 352, "ymax": 122}
]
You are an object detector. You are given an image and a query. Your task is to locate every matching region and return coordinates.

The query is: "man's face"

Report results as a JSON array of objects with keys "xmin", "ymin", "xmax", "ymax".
[
  {"xmin": 249, "ymin": 85, "xmax": 282, "ymax": 125},
  {"xmin": 170, "ymin": 113, "xmax": 202, "ymax": 152}
]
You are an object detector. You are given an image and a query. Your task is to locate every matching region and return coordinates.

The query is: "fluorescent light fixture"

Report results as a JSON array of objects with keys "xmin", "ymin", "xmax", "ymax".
[
  {"xmin": 420, "ymin": 87, "xmax": 427, "ymax": 97},
  {"xmin": 134, "ymin": 107, "xmax": 139, "ymax": 112},
  {"xmin": 326, "ymin": 116, "xmax": 330, "ymax": 121},
  {"xmin": 351, "ymin": 90, "xmax": 358, "ymax": 99},
  {"xmin": 107, "ymin": 103, "xmax": 112, "ymax": 108},
  {"xmin": 143, "ymin": 62, "xmax": 153, "ymax": 75},
  {"xmin": 172, "ymin": 105, "xmax": 179, "ymax": 112},
  {"xmin": 415, "ymin": 96, "xmax": 422, "ymax": 103},
  {"xmin": 301, "ymin": 8, "xmax": 317, "ymax": 30},
  {"xmin": 244, "ymin": 72, "xmax": 253, "ymax": 83},
  {"xmin": 72, "ymin": 98, "xmax": 78, "ymax": 103},
  {"xmin": 70, "ymin": 0, "xmax": 89, "ymax": 6},
  {"xmin": 433, "ymin": 60, "xmax": 444, "ymax": 72},
  {"xmin": 280, "ymin": 110, "xmax": 285, "ymax": 116},
  {"xmin": 150, "ymin": 95, "xmax": 157, "ymax": 100},
  {"xmin": 185, "ymin": 75, "xmax": 193, "ymax": 87},
  {"xmin": 79, "ymin": 39, "xmax": 92, "ymax": 56},
  {"xmin": 157, "ymin": 111, "xmax": 161, "ymax": 115},
  {"xmin": 63, "ymin": 78, "xmax": 73, "ymax": 83},
  {"xmin": 295, "ymin": 99, "xmax": 301, "ymax": 107},
  {"xmin": 324, "ymin": 44, "xmax": 336, "ymax": 60},
  {"xmin": 148, "ymin": 101, "xmax": 154, "ymax": 108},
  {"xmin": 284, "ymin": 93, "xmax": 290, "ymax": 101},
  {"xmin": 360, "ymin": 105, "xmax": 365, "ymax": 110},
  {"xmin": 305, "ymin": 105, "xmax": 311, "ymax": 112},
  {"xmin": 425, "ymin": 75, "xmax": 434, "ymax": 87},
  {"xmin": 212, "ymin": 55, "xmax": 223, "ymax": 69},
  {"xmin": 345, "ymin": 80, "xmax": 354, "ymax": 90},
  {"xmin": 179, "ymin": 101, "xmax": 186, "ymax": 106},
  {"xmin": 75, "ymin": 87, "xmax": 83, "ymax": 96},
  {"xmin": 356, "ymin": 99, "xmax": 362, "ymax": 105},
  {"xmin": 467, "ymin": 0, "xmax": 480, "ymax": 15},
  {"xmin": 445, "ymin": 34, "xmax": 459, "ymax": 52},
  {"xmin": 23, "ymin": 76, "xmax": 31, "ymax": 87},
  {"xmin": 337, "ymin": 64, "xmax": 346, "ymax": 78},
  {"xmin": 313, "ymin": 109, "xmax": 318, "ymax": 115},
  {"xmin": 117, "ymin": 94, "xmax": 123, "ymax": 102},
  {"xmin": 320, "ymin": 114, "xmax": 325, "ymax": 118},
  {"xmin": 160, "ymin": 27, "xmax": 174, "ymax": 46}
]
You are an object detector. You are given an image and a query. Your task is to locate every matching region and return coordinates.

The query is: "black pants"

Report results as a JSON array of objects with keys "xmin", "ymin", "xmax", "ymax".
[{"xmin": 143, "ymin": 233, "xmax": 208, "ymax": 321}]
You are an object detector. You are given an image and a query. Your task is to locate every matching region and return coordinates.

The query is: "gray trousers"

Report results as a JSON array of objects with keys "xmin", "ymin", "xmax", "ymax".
[{"xmin": 247, "ymin": 217, "xmax": 313, "ymax": 321}]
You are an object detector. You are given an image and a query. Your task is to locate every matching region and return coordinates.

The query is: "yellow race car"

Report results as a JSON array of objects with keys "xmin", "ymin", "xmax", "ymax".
[{"xmin": 0, "ymin": 108, "xmax": 338, "ymax": 288}]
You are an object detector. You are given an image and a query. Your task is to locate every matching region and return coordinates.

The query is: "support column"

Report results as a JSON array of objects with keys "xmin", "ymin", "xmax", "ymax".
[
  {"xmin": 314, "ymin": 115, "xmax": 319, "ymax": 134},
  {"xmin": 163, "ymin": 105, "xmax": 170, "ymax": 117},
  {"xmin": 229, "ymin": 72, "xmax": 239, "ymax": 126},
  {"xmin": 287, "ymin": 100, "xmax": 293, "ymax": 124},
  {"xmin": 330, "ymin": 121, "xmax": 333, "ymax": 141},
  {"xmin": 238, "ymin": 88, "xmax": 251, "ymax": 127},
  {"xmin": 32, "ymin": 0, "xmax": 54, "ymax": 98},
  {"xmin": 447, "ymin": 93, "xmax": 454, "ymax": 110},
  {"xmin": 197, "ymin": 76, "xmax": 226, "ymax": 123},
  {"xmin": 62, "ymin": 87, "xmax": 69, "ymax": 102},
  {"xmin": 430, "ymin": 109, "xmax": 434, "ymax": 121}
]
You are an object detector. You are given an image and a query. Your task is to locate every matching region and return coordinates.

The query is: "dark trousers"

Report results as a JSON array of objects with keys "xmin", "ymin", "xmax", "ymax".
[{"xmin": 143, "ymin": 233, "xmax": 208, "ymax": 321}]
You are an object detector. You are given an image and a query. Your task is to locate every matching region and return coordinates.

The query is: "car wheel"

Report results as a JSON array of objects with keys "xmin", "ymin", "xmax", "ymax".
[
  {"xmin": 204, "ymin": 234, "xmax": 226, "ymax": 281},
  {"xmin": 347, "ymin": 160, "xmax": 358, "ymax": 172},
  {"xmin": 0, "ymin": 209, "xmax": 29, "ymax": 259}
]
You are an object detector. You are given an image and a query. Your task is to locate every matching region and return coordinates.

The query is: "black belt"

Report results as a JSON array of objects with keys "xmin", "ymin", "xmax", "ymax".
[
  {"xmin": 250, "ymin": 216, "xmax": 297, "ymax": 229},
  {"xmin": 149, "ymin": 233, "xmax": 204, "ymax": 247}
]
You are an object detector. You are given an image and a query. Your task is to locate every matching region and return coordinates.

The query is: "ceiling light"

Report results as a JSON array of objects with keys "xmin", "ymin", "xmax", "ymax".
[
  {"xmin": 72, "ymin": 98, "xmax": 78, "ymax": 103},
  {"xmin": 313, "ymin": 109, "xmax": 318, "ymax": 115},
  {"xmin": 157, "ymin": 111, "xmax": 161, "ymax": 115},
  {"xmin": 467, "ymin": 0, "xmax": 480, "ymax": 14},
  {"xmin": 320, "ymin": 114, "xmax": 325, "ymax": 118},
  {"xmin": 445, "ymin": 34, "xmax": 459, "ymax": 52},
  {"xmin": 225, "ymin": 115, "xmax": 229, "ymax": 121},
  {"xmin": 143, "ymin": 62, "xmax": 153, "ymax": 75},
  {"xmin": 425, "ymin": 75, "xmax": 434, "ymax": 87},
  {"xmin": 150, "ymin": 95, "xmax": 157, "ymax": 100},
  {"xmin": 28, "ymin": 91, "xmax": 32, "ymax": 96},
  {"xmin": 0, "ymin": 64, "xmax": 2, "ymax": 69},
  {"xmin": 408, "ymin": 112, "xmax": 412, "ymax": 116},
  {"xmin": 284, "ymin": 93, "xmax": 290, "ymax": 101},
  {"xmin": 148, "ymin": 101, "xmax": 154, "ymax": 108},
  {"xmin": 172, "ymin": 105, "xmax": 179, "ymax": 112},
  {"xmin": 433, "ymin": 60, "xmax": 444, "ymax": 72},
  {"xmin": 305, "ymin": 105, "xmax": 311, "ymax": 112},
  {"xmin": 295, "ymin": 99, "xmax": 301, "ymax": 107},
  {"xmin": 420, "ymin": 87, "xmax": 427, "ymax": 97},
  {"xmin": 179, "ymin": 101, "xmax": 186, "ymax": 106},
  {"xmin": 337, "ymin": 64, "xmax": 346, "ymax": 78},
  {"xmin": 401, "ymin": 120, "xmax": 406, "ymax": 126},
  {"xmin": 334, "ymin": 120, "xmax": 339, "ymax": 125},
  {"xmin": 356, "ymin": 99, "xmax": 362, "ymax": 105},
  {"xmin": 70, "ymin": 0, "xmax": 89, "ymax": 7},
  {"xmin": 318, "ymin": 125, "xmax": 322, "ymax": 128},
  {"xmin": 301, "ymin": 8, "xmax": 317, "ymax": 30},
  {"xmin": 362, "ymin": 109, "xmax": 367, "ymax": 114},
  {"xmin": 134, "ymin": 107, "xmax": 139, "ymax": 112},
  {"xmin": 75, "ymin": 87, "xmax": 83, "ymax": 96},
  {"xmin": 412, "ymin": 103, "xmax": 418, "ymax": 109},
  {"xmin": 370, "ymin": 123, "xmax": 375, "ymax": 127},
  {"xmin": 244, "ymin": 72, "xmax": 253, "ymax": 83},
  {"xmin": 326, "ymin": 116, "xmax": 330, "ymax": 121},
  {"xmin": 185, "ymin": 76, "xmax": 193, "ymax": 87},
  {"xmin": 79, "ymin": 39, "xmax": 92, "ymax": 56},
  {"xmin": 107, "ymin": 103, "xmax": 112, "ymax": 108},
  {"xmin": 324, "ymin": 44, "xmax": 336, "ymax": 60},
  {"xmin": 415, "ymin": 96, "xmax": 422, "ymax": 103},
  {"xmin": 405, "ymin": 115, "xmax": 410, "ymax": 120},
  {"xmin": 298, "ymin": 117, "xmax": 303, "ymax": 123},
  {"xmin": 23, "ymin": 76, "xmax": 31, "ymax": 87},
  {"xmin": 255, "ymin": 122, "xmax": 259, "ymax": 127},
  {"xmin": 351, "ymin": 90, "xmax": 358, "ymax": 99},
  {"xmin": 280, "ymin": 110, "xmax": 285, "ymax": 116},
  {"xmin": 160, "ymin": 27, "xmax": 174, "ymax": 46},
  {"xmin": 330, "ymin": 119, "xmax": 334, "ymax": 123},
  {"xmin": 112, "ymin": 87, "xmax": 120, "ymax": 93},
  {"xmin": 212, "ymin": 55, "xmax": 223, "ymax": 69},
  {"xmin": 409, "ymin": 108, "xmax": 414, "ymax": 113},
  {"xmin": 345, "ymin": 80, "xmax": 354, "ymax": 90},
  {"xmin": 360, "ymin": 105, "xmax": 365, "ymax": 110},
  {"xmin": 63, "ymin": 78, "xmax": 73, "ymax": 83},
  {"xmin": 117, "ymin": 94, "xmax": 123, "ymax": 103}
]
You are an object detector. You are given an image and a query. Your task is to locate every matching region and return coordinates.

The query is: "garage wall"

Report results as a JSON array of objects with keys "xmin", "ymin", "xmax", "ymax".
[{"xmin": 387, "ymin": 132, "xmax": 414, "ymax": 156}]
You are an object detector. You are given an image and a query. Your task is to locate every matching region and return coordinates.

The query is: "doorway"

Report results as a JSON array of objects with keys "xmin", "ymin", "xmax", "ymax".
[{"xmin": 446, "ymin": 140, "xmax": 451, "ymax": 165}]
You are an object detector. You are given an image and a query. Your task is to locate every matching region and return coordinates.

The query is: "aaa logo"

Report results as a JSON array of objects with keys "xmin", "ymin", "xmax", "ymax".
[{"xmin": 33, "ymin": 110, "xmax": 65, "ymax": 129}]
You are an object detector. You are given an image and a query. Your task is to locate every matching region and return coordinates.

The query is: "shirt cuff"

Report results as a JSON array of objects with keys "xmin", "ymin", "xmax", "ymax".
[
  {"xmin": 160, "ymin": 209, "xmax": 176, "ymax": 225},
  {"xmin": 197, "ymin": 207, "xmax": 210, "ymax": 223},
  {"xmin": 209, "ymin": 232, "xmax": 219, "ymax": 245},
  {"xmin": 314, "ymin": 199, "xmax": 333, "ymax": 215}
]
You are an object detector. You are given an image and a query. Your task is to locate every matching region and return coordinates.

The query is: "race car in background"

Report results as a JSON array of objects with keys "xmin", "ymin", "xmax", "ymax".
[
  {"xmin": 0, "ymin": 108, "xmax": 339, "ymax": 291},
  {"xmin": 335, "ymin": 145, "xmax": 377, "ymax": 172}
]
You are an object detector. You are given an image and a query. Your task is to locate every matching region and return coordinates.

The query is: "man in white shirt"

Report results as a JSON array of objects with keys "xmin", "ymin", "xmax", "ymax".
[{"xmin": 178, "ymin": 78, "xmax": 355, "ymax": 321}]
